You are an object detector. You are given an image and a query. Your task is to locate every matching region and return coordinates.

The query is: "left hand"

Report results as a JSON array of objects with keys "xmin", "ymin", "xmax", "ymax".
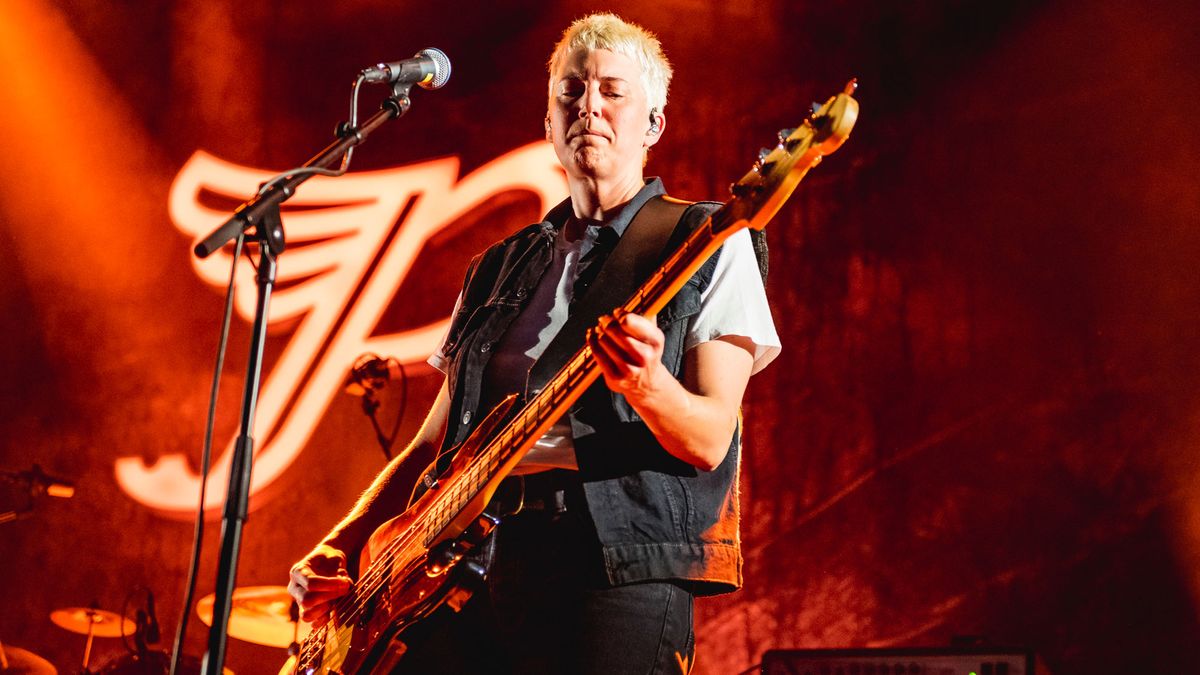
[{"xmin": 587, "ymin": 311, "xmax": 666, "ymax": 399}]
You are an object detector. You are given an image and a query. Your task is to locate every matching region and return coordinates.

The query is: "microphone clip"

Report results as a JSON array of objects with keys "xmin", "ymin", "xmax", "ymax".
[
  {"xmin": 0, "ymin": 464, "xmax": 75, "ymax": 525},
  {"xmin": 1, "ymin": 464, "xmax": 75, "ymax": 499},
  {"xmin": 344, "ymin": 353, "xmax": 408, "ymax": 461}
]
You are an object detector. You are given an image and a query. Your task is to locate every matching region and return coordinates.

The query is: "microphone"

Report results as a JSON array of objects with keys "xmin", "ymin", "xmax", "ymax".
[
  {"xmin": 146, "ymin": 590, "xmax": 161, "ymax": 644},
  {"xmin": 361, "ymin": 48, "xmax": 451, "ymax": 89},
  {"xmin": 1, "ymin": 464, "xmax": 75, "ymax": 499},
  {"xmin": 344, "ymin": 354, "xmax": 403, "ymax": 396}
]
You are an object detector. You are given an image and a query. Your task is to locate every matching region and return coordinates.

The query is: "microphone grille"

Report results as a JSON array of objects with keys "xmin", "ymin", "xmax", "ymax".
[{"xmin": 417, "ymin": 48, "xmax": 451, "ymax": 90}]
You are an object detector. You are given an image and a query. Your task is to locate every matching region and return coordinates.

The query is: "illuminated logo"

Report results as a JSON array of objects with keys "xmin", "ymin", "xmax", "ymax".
[{"xmin": 115, "ymin": 143, "xmax": 567, "ymax": 517}]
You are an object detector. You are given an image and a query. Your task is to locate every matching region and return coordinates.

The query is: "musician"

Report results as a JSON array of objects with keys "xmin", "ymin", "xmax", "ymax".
[{"xmin": 289, "ymin": 13, "xmax": 779, "ymax": 673}]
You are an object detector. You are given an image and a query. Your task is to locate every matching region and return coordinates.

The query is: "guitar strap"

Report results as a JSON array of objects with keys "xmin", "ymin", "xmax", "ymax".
[{"xmin": 524, "ymin": 194, "xmax": 693, "ymax": 396}]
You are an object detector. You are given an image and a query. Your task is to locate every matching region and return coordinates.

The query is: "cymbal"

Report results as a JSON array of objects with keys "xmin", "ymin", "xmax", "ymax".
[
  {"xmin": 0, "ymin": 644, "xmax": 57, "ymax": 674},
  {"xmin": 196, "ymin": 586, "xmax": 310, "ymax": 649},
  {"xmin": 49, "ymin": 607, "xmax": 135, "ymax": 638}
]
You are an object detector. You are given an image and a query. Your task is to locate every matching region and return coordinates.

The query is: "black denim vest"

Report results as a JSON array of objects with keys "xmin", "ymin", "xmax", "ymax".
[{"xmin": 438, "ymin": 179, "xmax": 742, "ymax": 595}]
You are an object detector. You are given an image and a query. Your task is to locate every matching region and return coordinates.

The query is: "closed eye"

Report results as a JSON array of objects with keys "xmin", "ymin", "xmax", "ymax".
[{"xmin": 558, "ymin": 80, "xmax": 585, "ymax": 98}]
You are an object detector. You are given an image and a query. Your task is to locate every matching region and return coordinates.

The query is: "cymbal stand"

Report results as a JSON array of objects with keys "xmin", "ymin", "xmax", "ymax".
[{"xmin": 80, "ymin": 609, "xmax": 98, "ymax": 674}]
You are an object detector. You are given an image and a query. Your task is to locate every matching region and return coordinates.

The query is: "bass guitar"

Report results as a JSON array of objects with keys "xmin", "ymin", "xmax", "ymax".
[{"xmin": 290, "ymin": 80, "xmax": 859, "ymax": 675}]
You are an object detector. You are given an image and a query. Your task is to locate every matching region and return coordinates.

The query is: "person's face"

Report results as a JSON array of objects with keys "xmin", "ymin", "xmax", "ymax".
[{"xmin": 546, "ymin": 48, "xmax": 664, "ymax": 181}]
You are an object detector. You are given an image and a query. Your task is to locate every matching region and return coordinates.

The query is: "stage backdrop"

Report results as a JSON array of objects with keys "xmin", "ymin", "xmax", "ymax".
[{"xmin": 2, "ymin": 1, "xmax": 1199, "ymax": 673}]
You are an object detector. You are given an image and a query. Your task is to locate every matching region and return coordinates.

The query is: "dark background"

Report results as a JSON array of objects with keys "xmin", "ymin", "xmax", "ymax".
[{"xmin": 2, "ymin": 1, "xmax": 1199, "ymax": 673}]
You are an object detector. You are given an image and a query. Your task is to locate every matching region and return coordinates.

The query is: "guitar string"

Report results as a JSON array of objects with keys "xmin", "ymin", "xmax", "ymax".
[
  {"xmin": 296, "ymin": 224, "xmax": 706, "ymax": 664},
  {"xmin": 298, "ymin": 462, "xmax": 535, "ymax": 667},
  {"xmin": 294, "ymin": 229, "xmax": 725, "ymax": 661},
  {"xmin": 297, "ymin": 368, "xmax": 579, "ymax": 668},
  {"xmin": 298, "ymin": 284, "xmax": 692, "ymax": 670},
  {"xmin": 295, "ymin": 249, "xmax": 696, "ymax": 669},
  {"xmin": 293, "ymin": 193, "xmax": 746, "ymax": 669},
  {"xmin": 321, "ymin": 210, "xmax": 729, "ymax": 624},
  {"xmin": 342, "ymin": 360, "xmax": 580, "ymax": 616},
  {"xmin": 310, "ymin": 191, "xmax": 737, "ymax": 644}
]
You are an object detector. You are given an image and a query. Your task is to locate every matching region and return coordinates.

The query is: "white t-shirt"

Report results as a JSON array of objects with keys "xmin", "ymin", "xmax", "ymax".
[{"xmin": 428, "ymin": 226, "xmax": 780, "ymax": 472}]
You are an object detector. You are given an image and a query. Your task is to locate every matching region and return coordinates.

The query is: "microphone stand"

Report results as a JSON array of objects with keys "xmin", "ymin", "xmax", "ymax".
[{"xmin": 197, "ymin": 88, "xmax": 415, "ymax": 675}]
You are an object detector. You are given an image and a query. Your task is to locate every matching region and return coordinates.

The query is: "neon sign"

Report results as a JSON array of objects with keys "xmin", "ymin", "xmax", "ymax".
[{"xmin": 115, "ymin": 142, "xmax": 567, "ymax": 517}]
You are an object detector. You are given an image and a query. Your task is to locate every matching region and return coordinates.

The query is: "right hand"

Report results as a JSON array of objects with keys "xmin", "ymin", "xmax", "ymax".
[{"xmin": 288, "ymin": 543, "xmax": 354, "ymax": 626}]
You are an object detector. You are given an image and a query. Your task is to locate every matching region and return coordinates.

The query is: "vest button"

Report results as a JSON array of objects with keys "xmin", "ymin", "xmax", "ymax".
[
  {"xmin": 480, "ymin": 342, "xmax": 492, "ymax": 353},
  {"xmin": 462, "ymin": 410, "xmax": 472, "ymax": 425},
  {"xmin": 516, "ymin": 288, "xmax": 528, "ymax": 299}
]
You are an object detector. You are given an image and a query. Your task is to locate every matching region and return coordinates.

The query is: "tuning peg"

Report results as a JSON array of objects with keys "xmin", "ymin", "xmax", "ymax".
[
  {"xmin": 776, "ymin": 128, "xmax": 797, "ymax": 145},
  {"xmin": 754, "ymin": 147, "xmax": 776, "ymax": 173},
  {"xmin": 810, "ymin": 101, "xmax": 822, "ymax": 116}
]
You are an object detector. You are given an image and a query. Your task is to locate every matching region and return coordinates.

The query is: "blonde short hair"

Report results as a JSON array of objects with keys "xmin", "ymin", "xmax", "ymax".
[{"xmin": 547, "ymin": 13, "xmax": 673, "ymax": 113}]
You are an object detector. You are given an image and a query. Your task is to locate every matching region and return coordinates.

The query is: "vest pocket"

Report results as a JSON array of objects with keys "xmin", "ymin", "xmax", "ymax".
[
  {"xmin": 650, "ymin": 471, "xmax": 688, "ymax": 539},
  {"xmin": 656, "ymin": 282, "xmax": 703, "ymax": 380}
]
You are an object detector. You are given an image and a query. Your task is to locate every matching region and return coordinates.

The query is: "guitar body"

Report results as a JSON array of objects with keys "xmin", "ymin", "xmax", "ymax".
[
  {"xmin": 295, "ymin": 549, "xmax": 477, "ymax": 675},
  {"xmin": 288, "ymin": 83, "xmax": 859, "ymax": 675}
]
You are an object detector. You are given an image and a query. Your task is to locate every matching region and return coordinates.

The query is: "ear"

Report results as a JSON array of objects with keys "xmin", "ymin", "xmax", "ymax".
[
  {"xmin": 544, "ymin": 115, "xmax": 553, "ymax": 142},
  {"xmin": 645, "ymin": 109, "xmax": 666, "ymax": 147}
]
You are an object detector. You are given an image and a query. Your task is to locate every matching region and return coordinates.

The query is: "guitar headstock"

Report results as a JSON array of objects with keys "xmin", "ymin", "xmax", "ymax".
[{"xmin": 726, "ymin": 79, "xmax": 860, "ymax": 231}]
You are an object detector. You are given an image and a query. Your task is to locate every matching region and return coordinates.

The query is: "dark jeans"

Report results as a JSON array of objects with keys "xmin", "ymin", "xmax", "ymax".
[{"xmin": 390, "ymin": 488, "xmax": 695, "ymax": 674}]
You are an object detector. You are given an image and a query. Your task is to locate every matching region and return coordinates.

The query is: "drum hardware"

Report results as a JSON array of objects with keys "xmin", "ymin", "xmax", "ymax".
[
  {"xmin": 93, "ymin": 651, "xmax": 231, "ymax": 675},
  {"xmin": 49, "ymin": 606, "xmax": 135, "ymax": 673},
  {"xmin": 50, "ymin": 590, "xmax": 209, "ymax": 675}
]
